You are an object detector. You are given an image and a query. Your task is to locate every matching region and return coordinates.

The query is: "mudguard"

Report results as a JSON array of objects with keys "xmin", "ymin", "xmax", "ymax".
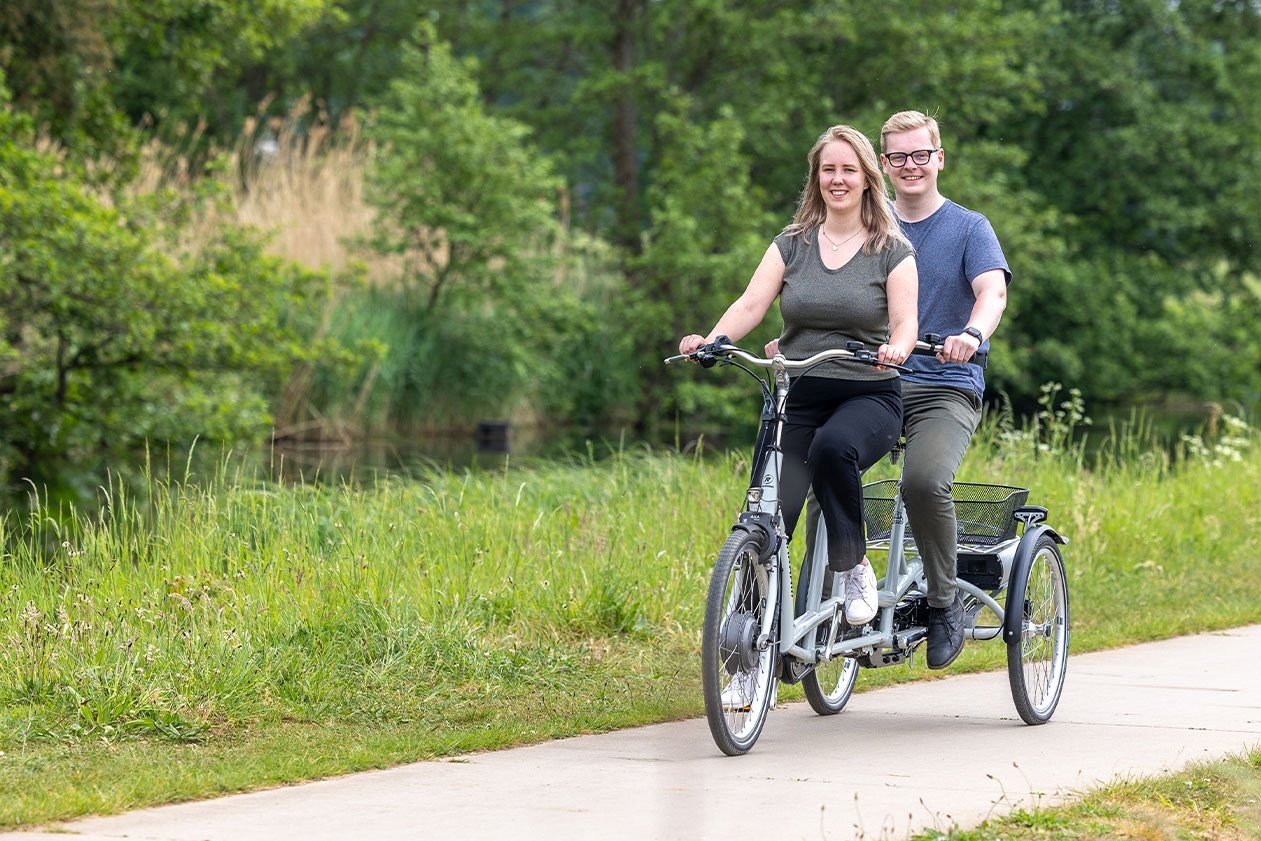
[{"xmin": 1003, "ymin": 524, "xmax": 1068, "ymax": 644}]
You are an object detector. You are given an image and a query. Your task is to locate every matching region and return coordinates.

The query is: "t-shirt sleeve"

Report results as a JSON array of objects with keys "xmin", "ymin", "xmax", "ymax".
[
  {"xmin": 881, "ymin": 237, "xmax": 915, "ymax": 278},
  {"xmin": 963, "ymin": 217, "xmax": 1011, "ymax": 286},
  {"xmin": 773, "ymin": 232, "xmax": 798, "ymax": 266}
]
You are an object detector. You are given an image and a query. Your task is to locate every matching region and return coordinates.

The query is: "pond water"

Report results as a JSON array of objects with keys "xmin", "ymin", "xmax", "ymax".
[
  {"xmin": 267, "ymin": 400, "xmax": 1237, "ymax": 484},
  {"xmin": 268, "ymin": 422, "xmax": 723, "ymax": 483}
]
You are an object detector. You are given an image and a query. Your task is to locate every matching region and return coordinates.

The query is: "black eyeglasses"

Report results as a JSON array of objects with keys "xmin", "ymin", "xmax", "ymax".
[{"xmin": 884, "ymin": 148, "xmax": 939, "ymax": 167}]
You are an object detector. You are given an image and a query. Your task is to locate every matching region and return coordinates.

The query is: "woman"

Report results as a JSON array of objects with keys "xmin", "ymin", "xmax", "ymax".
[{"xmin": 678, "ymin": 124, "xmax": 917, "ymax": 624}]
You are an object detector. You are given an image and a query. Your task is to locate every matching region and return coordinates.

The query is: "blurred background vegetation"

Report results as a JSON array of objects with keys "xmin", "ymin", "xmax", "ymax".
[{"xmin": 2, "ymin": 0, "xmax": 1259, "ymax": 498}]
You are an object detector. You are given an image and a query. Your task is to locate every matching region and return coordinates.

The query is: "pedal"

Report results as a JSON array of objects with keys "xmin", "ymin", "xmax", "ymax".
[{"xmin": 895, "ymin": 627, "xmax": 928, "ymax": 649}]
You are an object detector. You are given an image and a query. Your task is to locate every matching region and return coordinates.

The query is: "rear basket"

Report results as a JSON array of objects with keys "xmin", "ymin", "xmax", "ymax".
[{"xmin": 862, "ymin": 480, "xmax": 1029, "ymax": 547}]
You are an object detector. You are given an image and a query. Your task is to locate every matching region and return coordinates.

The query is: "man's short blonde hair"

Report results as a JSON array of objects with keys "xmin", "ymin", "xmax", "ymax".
[{"xmin": 881, "ymin": 110, "xmax": 941, "ymax": 151}]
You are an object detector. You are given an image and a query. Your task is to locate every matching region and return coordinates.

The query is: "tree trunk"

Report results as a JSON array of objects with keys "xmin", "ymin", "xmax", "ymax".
[{"xmin": 610, "ymin": 0, "xmax": 641, "ymax": 258}]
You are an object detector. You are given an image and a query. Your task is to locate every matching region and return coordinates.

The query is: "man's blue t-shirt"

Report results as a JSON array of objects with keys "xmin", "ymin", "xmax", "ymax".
[{"xmin": 897, "ymin": 200, "xmax": 1011, "ymax": 400}]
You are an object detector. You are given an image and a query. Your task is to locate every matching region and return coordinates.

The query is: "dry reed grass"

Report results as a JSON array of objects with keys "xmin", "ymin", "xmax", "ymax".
[
  {"xmin": 230, "ymin": 109, "xmax": 375, "ymax": 273},
  {"xmin": 133, "ymin": 103, "xmax": 384, "ymax": 276}
]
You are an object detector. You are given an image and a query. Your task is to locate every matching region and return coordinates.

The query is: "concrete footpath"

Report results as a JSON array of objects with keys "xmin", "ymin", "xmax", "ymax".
[{"xmin": 3, "ymin": 626, "xmax": 1260, "ymax": 841}]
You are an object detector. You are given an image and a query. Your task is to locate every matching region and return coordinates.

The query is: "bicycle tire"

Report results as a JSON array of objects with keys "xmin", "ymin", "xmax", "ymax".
[
  {"xmin": 1005, "ymin": 532, "xmax": 1069, "ymax": 724},
  {"xmin": 795, "ymin": 551, "xmax": 858, "ymax": 715},
  {"xmin": 803, "ymin": 653, "xmax": 858, "ymax": 715},
  {"xmin": 702, "ymin": 529, "xmax": 778, "ymax": 755}
]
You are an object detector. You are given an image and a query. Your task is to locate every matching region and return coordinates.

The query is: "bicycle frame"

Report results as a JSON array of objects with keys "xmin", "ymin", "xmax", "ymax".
[{"xmin": 736, "ymin": 361, "xmax": 1015, "ymax": 673}]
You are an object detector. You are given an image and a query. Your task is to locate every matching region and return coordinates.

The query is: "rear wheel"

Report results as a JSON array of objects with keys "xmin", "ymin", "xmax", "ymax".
[
  {"xmin": 702, "ymin": 530, "xmax": 778, "ymax": 756},
  {"xmin": 803, "ymin": 653, "xmax": 858, "ymax": 715},
  {"xmin": 1006, "ymin": 533, "xmax": 1069, "ymax": 724},
  {"xmin": 796, "ymin": 551, "xmax": 858, "ymax": 715}
]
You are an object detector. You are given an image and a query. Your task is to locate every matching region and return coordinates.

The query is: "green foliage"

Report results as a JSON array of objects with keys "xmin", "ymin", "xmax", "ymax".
[
  {"xmin": 106, "ymin": 0, "xmax": 329, "ymax": 142},
  {"xmin": 363, "ymin": 24, "xmax": 562, "ymax": 313},
  {"xmin": 349, "ymin": 24, "xmax": 636, "ymax": 428},
  {"xmin": 0, "ymin": 82, "xmax": 335, "ymax": 494},
  {"xmin": 0, "ymin": 0, "xmax": 329, "ymax": 157},
  {"xmin": 7, "ymin": 0, "xmax": 1261, "ymax": 440},
  {"xmin": 270, "ymin": 0, "xmax": 431, "ymax": 122},
  {"xmin": 0, "ymin": 1, "xmax": 132, "ymax": 158},
  {"xmin": 633, "ymin": 98, "xmax": 777, "ymax": 428}
]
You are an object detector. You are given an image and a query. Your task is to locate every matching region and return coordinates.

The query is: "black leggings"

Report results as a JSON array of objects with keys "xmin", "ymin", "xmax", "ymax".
[{"xmin": 779, "ymin": 375, "xmax": 902, "ymax": 572}]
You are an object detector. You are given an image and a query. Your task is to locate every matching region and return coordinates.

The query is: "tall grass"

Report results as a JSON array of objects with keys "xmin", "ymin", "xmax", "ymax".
[
  {"xmin": 1, "ymin": 412, "xmax": 1256, "ymax": 825},
  {"xmin": 3, "ymin": 413, "xmax": 1257, "ymax": 742},
  {"xmin": 132, "ymin": 106, "xmax": 376, "ymax": 276},
  {"xmin": 0, "ymin": 445, "xmax": 727, "ymax": 746}
]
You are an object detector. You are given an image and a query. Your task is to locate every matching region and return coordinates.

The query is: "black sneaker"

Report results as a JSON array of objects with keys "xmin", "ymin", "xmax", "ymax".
[{"xmin": 926, "ymin": 593, "xmax": 965, "ymax": 670}]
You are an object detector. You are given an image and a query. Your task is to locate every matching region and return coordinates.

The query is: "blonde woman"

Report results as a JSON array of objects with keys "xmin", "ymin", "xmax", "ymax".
[{"xmin": 679, "ymin": 125, "xmax": 918, "ymax": 624}]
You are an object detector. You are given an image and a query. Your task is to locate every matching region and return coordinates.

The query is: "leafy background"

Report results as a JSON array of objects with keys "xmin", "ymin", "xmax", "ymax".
[{"xmin": 2, "ymin": 0, "xmax": 1259, "ymax": 495}]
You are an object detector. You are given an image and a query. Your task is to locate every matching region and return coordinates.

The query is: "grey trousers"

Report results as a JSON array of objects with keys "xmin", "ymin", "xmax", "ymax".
[{"xmin": 803, "ymin": 381, "xmax": 982, "ymax": 607}]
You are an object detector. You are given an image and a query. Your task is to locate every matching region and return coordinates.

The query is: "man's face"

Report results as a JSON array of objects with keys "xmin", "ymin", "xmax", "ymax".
[{"xmin": 881, "ymin": 127, "xmax": 944, "ymax": 199}]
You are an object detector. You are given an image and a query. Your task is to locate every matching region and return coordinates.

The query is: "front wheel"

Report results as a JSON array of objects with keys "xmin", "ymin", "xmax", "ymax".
[
  {"xmin": 1005, "ymin": 532, "xmax": 1069, "ymax": 724},
  {"xmin": 702, "ymin": 529, "xmax": 778, "ymax": 756}
]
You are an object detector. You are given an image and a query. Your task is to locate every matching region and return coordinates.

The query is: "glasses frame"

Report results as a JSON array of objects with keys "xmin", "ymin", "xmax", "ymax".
[{"xmin": 883, "ymin": 148, "xmax": 941, "ymax": 167}]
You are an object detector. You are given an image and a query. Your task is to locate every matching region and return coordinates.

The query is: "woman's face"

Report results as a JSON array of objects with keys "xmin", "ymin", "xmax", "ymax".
[{"xmin": 817, "ymin": 140, "xmax": 867, "ymax": 216}]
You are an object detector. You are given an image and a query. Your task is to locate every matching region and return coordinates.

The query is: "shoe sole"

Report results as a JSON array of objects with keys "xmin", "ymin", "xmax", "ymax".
[
  {"xmin": 845, "ymin": 605, "xmax": 878, "ymax": 626},
  {"xmin": 926, "ymin": 642, "xmax": 964, "ymax": 670}
]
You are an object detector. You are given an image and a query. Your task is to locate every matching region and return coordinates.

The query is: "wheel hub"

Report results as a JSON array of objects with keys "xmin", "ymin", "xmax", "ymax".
[{"xmin": 720, "ymin": 612, "xmax": 759, "ymax": 673}]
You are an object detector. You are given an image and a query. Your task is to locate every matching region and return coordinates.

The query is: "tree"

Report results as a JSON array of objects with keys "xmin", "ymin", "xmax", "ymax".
[
  {"xmin": 0, "ymin": 80, "xmax": 333, "ymax": 494},
  {"xmin": 360, "ymin": 24, "xmax": 623, "ymax": 424},
  {"xmin": 632, "ymin": 97, "xmax": 775, "ymax": 430},
  {"xmin": 363, "ymin": 23, "xmax": 562, "ymax": 314}
]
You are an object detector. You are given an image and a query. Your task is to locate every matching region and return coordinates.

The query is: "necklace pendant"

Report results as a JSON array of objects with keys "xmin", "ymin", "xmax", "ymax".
[{"xmin": 832, "ymin": 245, "xmax": 839, "ymax": 251}]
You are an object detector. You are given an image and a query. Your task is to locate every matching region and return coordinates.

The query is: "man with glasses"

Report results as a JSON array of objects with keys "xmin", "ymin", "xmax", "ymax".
[
  {"xmin": 877, "ymin": 110, "xmax": 1010, "ymax": 668},
  {"xmin": 772, "ymin": 111, "xmax": 1010, "ymax": 668}
]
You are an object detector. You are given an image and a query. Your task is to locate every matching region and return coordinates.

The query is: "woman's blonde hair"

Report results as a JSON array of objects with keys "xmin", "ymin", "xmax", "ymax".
[{"xmin": 783, "ymin": 124, "xmax": 904, "ymax": 253}]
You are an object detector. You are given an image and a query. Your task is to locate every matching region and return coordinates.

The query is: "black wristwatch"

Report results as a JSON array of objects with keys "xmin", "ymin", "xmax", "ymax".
[{"xmin": 962, "ymin": 326, "xmax": 984, "ymax": 344}]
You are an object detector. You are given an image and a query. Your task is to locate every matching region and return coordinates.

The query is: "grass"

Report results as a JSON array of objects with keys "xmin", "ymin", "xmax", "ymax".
[
  {"xmin": 914, "ymin": 748, "xmax": 1261, "ymax": 840},
  {"xmin": 0, "ymin": 416, "xmax": 1257, "ymax": 829}
]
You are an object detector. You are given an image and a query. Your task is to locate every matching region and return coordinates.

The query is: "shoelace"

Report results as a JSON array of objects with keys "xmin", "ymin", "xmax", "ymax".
[
  {"xmin": 928, "ymin": 604, "xmax": 962, "ymax": 632},
  {"xmin": 845, "ymin": 566, "xmax": 870, "ymax": 601}
]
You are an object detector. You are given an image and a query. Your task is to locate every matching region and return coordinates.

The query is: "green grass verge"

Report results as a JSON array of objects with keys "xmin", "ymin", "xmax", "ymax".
[
  {"xmin": 914, "ymin": 748, "xmax": 1261, "ymax": 840},
  {"xmin": 0, "ymin": 415, "xmax": 1257, "ymax": 828}
]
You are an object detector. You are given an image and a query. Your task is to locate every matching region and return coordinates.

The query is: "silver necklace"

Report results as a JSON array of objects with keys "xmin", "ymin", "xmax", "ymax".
[{"xmin": 820, "ymin": 227, "xmax": 863, "ymax": 252}]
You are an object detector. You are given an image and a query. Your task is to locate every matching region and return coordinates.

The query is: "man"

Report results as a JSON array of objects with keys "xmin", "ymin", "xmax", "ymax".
[
  {"xmin": 877, "ymin": 110, "xmax": 1010, "ymax": 668},
  {"xmin": 786, "ymin": 111, "xmax": 1010, "ymax": 669}
]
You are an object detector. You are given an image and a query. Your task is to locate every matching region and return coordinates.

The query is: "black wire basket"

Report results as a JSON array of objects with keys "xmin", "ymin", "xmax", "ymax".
[{"xmin": 862, "ymin": 480, "xmax": 1030, "ymax": 547}]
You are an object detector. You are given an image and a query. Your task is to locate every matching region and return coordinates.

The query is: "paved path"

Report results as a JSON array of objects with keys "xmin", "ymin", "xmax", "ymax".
[{"xmin": 4, "ymin": 626, "xmax": 1260, "ymax": 841}]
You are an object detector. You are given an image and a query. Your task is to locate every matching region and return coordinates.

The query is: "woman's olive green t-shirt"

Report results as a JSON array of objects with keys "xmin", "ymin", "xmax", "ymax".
[{"xmin": 774, "ymin": 229, "xmax": 914, "ymax": 381}]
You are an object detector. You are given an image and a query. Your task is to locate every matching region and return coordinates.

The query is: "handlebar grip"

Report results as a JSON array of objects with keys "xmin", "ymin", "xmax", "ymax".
[{"xmin": 910, "ymin": 344, "xmax": 988, "ymax": 370}]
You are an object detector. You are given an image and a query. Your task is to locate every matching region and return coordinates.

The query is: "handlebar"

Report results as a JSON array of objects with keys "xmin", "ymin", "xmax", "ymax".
[
  {"xmin": 665, "ymin": 337, "xmax": 913, "ymax": 374},
  {"xmin": 667, "ymin": 333, "xmax": 987, "ymax": 372}
]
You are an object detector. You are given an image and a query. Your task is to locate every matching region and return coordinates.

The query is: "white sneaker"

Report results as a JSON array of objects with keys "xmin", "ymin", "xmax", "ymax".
[
  {"xmin": 720, "ymin": 669, "xmax": 776, "ymax": 710},
  {"xmin": 844, "ymin": 562, "xmax": 879, "ymax": 626},
  {"xmin": 721, "ymin": 670, "xmax": 756, "ymax": 710}
]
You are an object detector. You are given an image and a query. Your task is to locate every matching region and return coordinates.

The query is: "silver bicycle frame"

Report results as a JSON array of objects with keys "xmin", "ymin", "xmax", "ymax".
[
  {"xmin": 690, "ymin": 344, "xmax": 1017, "ymax": 667},
  {"xmin": 776, "ymin": 452, "xmax": 1018, "ymax": 667}
]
